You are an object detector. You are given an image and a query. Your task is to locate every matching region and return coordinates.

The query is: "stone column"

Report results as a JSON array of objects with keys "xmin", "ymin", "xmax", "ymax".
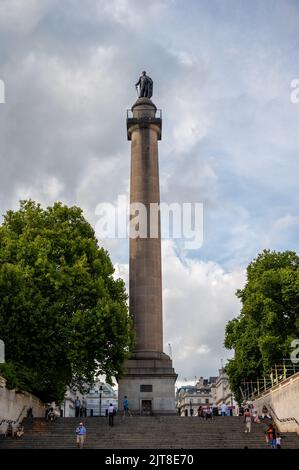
[
  {"xmin": 118, "ymin": 97, "xmax": 177, "ymax": 414},
  {"xmin": 128, "ymin": 97, "xmax": 163, "ymax": 354}
]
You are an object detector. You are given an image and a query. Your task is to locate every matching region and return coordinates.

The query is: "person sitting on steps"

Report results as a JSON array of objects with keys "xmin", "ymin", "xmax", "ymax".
[
  {"xmin": 16, "ymin": 424, "xmax": 24, "ymax": 438},
  {"xmin": 262, "ymin": 405, "xmax": 271, "ymax": 419}
]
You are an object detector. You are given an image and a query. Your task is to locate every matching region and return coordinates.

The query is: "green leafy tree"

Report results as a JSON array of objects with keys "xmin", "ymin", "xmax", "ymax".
[
  {"xmin": 0, "ymin": 200, "xmax": 134, "ymax": 402},
  {"xmin": 224, "ymin": 250, "xmax": 299, "ymax": 402}
]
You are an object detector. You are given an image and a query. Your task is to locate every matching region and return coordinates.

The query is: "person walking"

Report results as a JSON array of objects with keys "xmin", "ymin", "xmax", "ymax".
[
  {"xmin": 123, "ymin": 396, "xmax": 132, "ymax": 416},
  {"xmin": 75, "ymin": 397, "xmax": 81, "ymax": 418},
  {"xmin": 45, "ymin": 403, "xmax": 51, "ymax": 421},
  {"xmin": 221, "ymin": 403, "xmax": 227, "ymax": 416},
  {"xmin": 247, "ymin": 400, "xmax": 253, "ymax": 415},
  {"xmin": 108, "ymin": 403, "xmax": 115, "ymax": 427},
  {"xmin": 205, "ymin": 406, "xmax": 213, "ymax": 421},
  {"xmin": 244, "ymin": 409, "xmax": 252, "ymax": 433},
  {"xmin": 276, "ymin": 432, "xmax": 282, "ymax": 449},
  {"xmin": 266, "ymin": 424, "xmax": 277, "ymax": 448},
  {"xmin": 75, "ymin": 422, "xmax": 86, "ymax": 449}
]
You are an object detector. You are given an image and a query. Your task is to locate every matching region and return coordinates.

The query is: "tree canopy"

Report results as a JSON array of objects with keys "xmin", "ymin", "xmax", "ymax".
[
  {"xmin": 224, "ymin": 250, "xmax": 299, "ymax": 402},
  {"xmin": 0, "ymin": 200, "xmax": 134, "ymax": 402}
]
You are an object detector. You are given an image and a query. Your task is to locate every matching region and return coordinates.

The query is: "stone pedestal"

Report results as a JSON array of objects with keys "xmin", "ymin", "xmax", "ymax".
[
  {"xmin": 118, "ymin": 352, "xmax": 177, "ymax": 415},
  {"xmin": 118, "ymin": 98, "xmax": 177, "ymax": 414}
]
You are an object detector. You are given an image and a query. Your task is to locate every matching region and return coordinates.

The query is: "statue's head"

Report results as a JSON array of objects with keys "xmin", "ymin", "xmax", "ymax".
[{"xmin": 142, "ymin": 71, "xmax": 146, "ymax": 75}]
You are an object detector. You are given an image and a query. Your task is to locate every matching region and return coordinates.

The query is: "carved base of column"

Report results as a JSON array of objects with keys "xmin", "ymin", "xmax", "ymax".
[{"xmin": 118, "ymin": 354, "xmax": 177, "ymax": 415}]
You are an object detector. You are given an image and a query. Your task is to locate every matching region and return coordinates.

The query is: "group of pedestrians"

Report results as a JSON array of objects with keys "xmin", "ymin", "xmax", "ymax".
[
  {"xmin": 265, "ymin": 424, "xmax": 282, "ymax": 449},
  {"xmin": 74, "ymin": 396, "xmax": 284, "ymax": 449},
  {"xmin": 1, "ymin": 422, "xmax": 25, "ymax": 438},
  {"xmin": 75, "ymin": 395, "xmax": 133, "ymax": 448},
  {"xmin": 197, "ymin": 402, "xmax": 233, "ymax": 419},
  {"xmin": 45, "ymin": 404, "xmax": 59, "ymax": 422},
  {"xmin": 243, "ymin": 403, "xmax": 272, "ymax": 433},
  {"xmin": 107, "ymin": 395, "xmax": 132, "ymax": 427},
  {"xmin": 197, "ymin": 405, "xmax": 214, "ymax": 420},
  {"xmin": 195, "ymin": 399, "xmax": 283, "ymax": 449},
  {"xmin": 241, "ymin": 403, "xmax": 283, "ymax": 448}
]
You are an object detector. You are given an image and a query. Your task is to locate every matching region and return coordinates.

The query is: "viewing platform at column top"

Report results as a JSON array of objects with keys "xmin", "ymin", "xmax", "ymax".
[
  {"xmin": 126, "ymin": 97, "xmax": 162, "ymax": 140},
  {"xmin": 127, "ymin": 104, "xmax": 162, "ymax": 140}
]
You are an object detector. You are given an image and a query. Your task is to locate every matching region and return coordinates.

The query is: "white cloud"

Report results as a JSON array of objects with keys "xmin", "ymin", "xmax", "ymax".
[
  {"xmin": 172, "ymin": 112, "xmax": 209, "ymax": 155},
  {"xmin": 44, "ymin": 176, "xmax": 64, "ymax": 199},
  {"xmin": 114, "ymin": 262, "xmax": 128, "ymax": 284},
  {"xmin": 99, "ymin": 0, "xmax": 173, "ymax": 28},
  {"xmin": 15, "ymin": 175, "xmax": 64, "ymax": 206},
  {"xmin": 273, "ymin": 214, "xmax": 299, "ymax": 230},
  {"xmin": 162, "ymin": 241, "xmax": 245, "ymax": 379}
]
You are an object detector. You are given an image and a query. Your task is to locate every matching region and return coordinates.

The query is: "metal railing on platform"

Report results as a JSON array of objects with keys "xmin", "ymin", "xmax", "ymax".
[
  {"xmin": 126, "ymin": 109, "xmax": 162, "ymax": 120},
  {"xmin": 240, "ymin": 360, "xmax": 299, "ymax": 401}
]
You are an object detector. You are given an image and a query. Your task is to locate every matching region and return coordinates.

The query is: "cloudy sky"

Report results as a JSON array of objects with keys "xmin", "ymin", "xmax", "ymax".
[{"xmin": 0, "ymin": 0, "xmax": 298, "ymax": 385}]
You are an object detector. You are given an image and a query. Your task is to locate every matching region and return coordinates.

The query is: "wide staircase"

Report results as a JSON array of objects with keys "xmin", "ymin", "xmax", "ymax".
[{"xmin": 1, "ymin": 416, "xmax": 299, "ymax": 449}]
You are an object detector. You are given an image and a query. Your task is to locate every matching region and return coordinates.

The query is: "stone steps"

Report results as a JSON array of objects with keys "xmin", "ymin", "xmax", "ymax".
[{"xmin": 1, "ymin": 416, "xmax": 298, "ymax": 449}]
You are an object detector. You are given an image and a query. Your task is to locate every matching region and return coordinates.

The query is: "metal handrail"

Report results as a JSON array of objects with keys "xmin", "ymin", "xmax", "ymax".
[
  {"xmin": 268, "ymin": 404, "xmax": 299, "ymax": 428},
  {"xmin": 0, "ymin": 404, "xmax": 27, "ymax": 427}
]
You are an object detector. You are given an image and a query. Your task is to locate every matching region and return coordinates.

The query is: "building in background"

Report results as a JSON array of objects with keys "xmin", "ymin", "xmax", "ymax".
[
  {"xmin": 86, "ymin": 381, "xmax": 117, "ymax": 417},
  {"xmin": 176, "ymin": 377, "xmax": 216, "ymax": 416},
  {"xmin": 62, "ymin": 388, "xmax": 78, "ymax": 417},
  {"xmin": 62, "ymin": 381, "xmax": 118, "ymax": 417},
  {"xmin": 215, "ymin": 368, "xmax": 236, "ymax": 409},
  {"xmin": 176, "ymin": 372, "xmax": 236, "ymax": 416}
]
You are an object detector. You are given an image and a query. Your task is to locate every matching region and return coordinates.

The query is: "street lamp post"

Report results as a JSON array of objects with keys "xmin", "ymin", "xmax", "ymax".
[{"xmin": 99, "ymin": 385, "xmax": 103, "ymax": 417}]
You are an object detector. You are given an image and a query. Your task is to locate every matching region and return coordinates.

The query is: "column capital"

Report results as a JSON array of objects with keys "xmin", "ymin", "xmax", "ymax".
[{"xmin": 132, "ymin": 97, "xmax": 157, "ymax": 112}]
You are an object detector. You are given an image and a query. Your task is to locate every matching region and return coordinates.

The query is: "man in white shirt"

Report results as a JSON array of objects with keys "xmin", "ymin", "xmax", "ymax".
[
  {"xmin": 221, "ymin": 403, "xmax": 227, "ymax": 416},
  {"xmin": 108, "ymin": 403, "xmax": 115, "ymax": 427}
]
